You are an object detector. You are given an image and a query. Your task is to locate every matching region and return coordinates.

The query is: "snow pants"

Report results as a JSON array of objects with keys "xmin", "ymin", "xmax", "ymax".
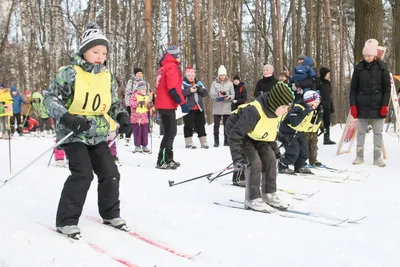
[
  {"xmin": 280, "ymin": 133, "xmax": 309, "ymax": 169},
  {"xmin": 158, "ymin": 109, "xmax": 177, "ymax": 151},
  {"xmin": 183, "ymin": 110, "xmax": 206, "ymax": 138},
  {"xmin": 242, "ymin": 139, "xmax": 277, "ymax": 201},
  {"xmin": 56, "ymin": 141, "xmax": 120, "ymax": 227},
  {"xmin": 305, "ymin": 132, "xmax": 318, "ymax": 165},
  {"xmin": 132, "ymin": 123, "xmax": 149, "ymax": 147}
]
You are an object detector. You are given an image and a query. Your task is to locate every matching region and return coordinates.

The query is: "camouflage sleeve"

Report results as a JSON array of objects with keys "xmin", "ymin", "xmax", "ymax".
[
  {"xmin": 108, "ymin": 74, "xmax": 128, "ymax": 122},
  {"xmin": 43, "ymin": 66, "xmax": 76, "ymax": 122}
]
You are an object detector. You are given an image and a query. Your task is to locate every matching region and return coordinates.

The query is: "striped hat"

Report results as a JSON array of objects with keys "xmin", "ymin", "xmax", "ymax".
[
  {"xmin": 267, "ymin": 82, "xmax": 295, "ymax": 113},
  {"xmin": 303, "ymin": 90, "xmax": 320, "ymax": 104},
  {"xmin": 167, "ymin": 46, "xmax": 181, "ymax": 58},
  {"xmin": 79, "ymin": 23, "xmax": 109, "ymax": 55}
]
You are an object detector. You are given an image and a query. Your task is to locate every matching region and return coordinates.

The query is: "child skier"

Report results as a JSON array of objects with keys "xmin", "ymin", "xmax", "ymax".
[
  {"xmin": 0, "ymin": 86, "xmax": 12, "ymax": 138},
  {"xmin": 278, "ymin": 90, "xmax": 323, "ymax": 174},
  {"xmin": 31, "ymin": 92, "xmax": 53, "ymax": 137},
  {"xmin": 226, "ymin": 84, "xmax": 294, "ymax": 212},
  {"xmin": 130, "ymin": 81, "xmax": 152, "ymax": 153},
  {"xmin": 43, "ymin": 23, "xmax": 131, "ymax": 238}
]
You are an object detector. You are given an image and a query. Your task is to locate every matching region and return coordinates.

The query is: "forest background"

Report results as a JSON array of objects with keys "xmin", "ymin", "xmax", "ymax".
[{"xmin": 0, "ymin": 0, "xmax": 397, "ymax": 124}]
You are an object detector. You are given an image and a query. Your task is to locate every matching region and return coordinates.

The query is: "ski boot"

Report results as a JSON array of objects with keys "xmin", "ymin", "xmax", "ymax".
[
  {"xmin": 103, "ymin": 218, "xmax": 130, "ymax": 232},
  {"xmin": 244, "ymin": 198, "xmax": 276, "ymax": 213},
  {"xmin": 295, "ymin": 166, "xmax": 312, "ymax": 174},
  {"xmin": 278, "ymin": 161, "xmax": 295, "ymax": 174},
  {"xmin": 142, "ymin": 146, "xmax": 151, "ymax": 153},
  {"xmin": 262, "ymin": 192, "xmax": 289, "ymax": 210},
  {"xmin": 56, "ymin": 225, "xmax": 82, "ymax": 240}
]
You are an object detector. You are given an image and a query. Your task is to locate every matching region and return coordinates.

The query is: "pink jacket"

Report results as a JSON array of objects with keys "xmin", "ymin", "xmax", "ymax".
[{"xmin": 130, "ymin": 91, "xmax": 152, "ymax": 125}]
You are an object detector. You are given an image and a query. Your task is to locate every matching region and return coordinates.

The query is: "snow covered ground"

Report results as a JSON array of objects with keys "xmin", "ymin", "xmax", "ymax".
[{"xmin": 0, "ymin": 124, "xmax": 399, "ymax": 267}]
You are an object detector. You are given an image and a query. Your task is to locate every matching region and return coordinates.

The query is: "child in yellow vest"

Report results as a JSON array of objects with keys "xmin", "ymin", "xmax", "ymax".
[
  {"xmin": 130, "ymin": 81, "xmax": 152, "ymax": 153},
  {"xmin": 278, "ymin": 90, "xmax": 323, "ymax": 174},
  {"xmin": 43, "ymin": 23, "xmax": 132, "ymax": 239},
  {"xmin": 0, "ymin": 86, "xmax": 13, "ymax": 138}
]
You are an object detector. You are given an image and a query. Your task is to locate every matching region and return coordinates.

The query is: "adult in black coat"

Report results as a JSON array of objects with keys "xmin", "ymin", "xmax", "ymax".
[
  {"xmin": 319, "ymin": 67, "xmax": 336, "ymax": 145},
  {"xmin": 231, "ymin": 75, "xmax": 248, "ymax": 111},
  {"xmin": 254, "ymin": 64, "xmax": 278, "ymax": 97},
  {"xmin": 349, "ymin": 39, "xmax": 390, "ymax": 167}
]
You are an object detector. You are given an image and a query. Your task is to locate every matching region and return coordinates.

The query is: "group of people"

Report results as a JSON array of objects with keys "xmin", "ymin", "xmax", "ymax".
[
  {"xmin": 0, "ymin": 85, "xmax": 54, "ymax": 139},
  {"xmin": 4, "ymin": 20, "xmax": 386, "ymax": 238}
]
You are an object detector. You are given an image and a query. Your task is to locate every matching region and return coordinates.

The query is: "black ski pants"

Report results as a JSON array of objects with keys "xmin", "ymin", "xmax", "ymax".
[
  {"xmin": 159, "ymin": 109, "xmax": 177, "ymax": 150},
  {"xmin": 242, "ymin": 139, "xmax": 277, "ymax": 201},
  {"xmin": 323, "ymin": 109, "xmax": 331, "ymax": 136},
  {"xmin": 56, "ymin": 141, "xmax": 120, "ymax": 227},
  {"xmin": 183, "ymin": 110, "xmax": 206, "ymax": 138},
  {"xmin": 280, "ymin": 133, "xmax": 309, "ymax": 170}
]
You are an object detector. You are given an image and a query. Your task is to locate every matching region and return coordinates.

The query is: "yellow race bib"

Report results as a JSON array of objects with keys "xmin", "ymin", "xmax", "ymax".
[{"xmin": 68, "ymin": 66, "xmax": 112, "ymax": 115}]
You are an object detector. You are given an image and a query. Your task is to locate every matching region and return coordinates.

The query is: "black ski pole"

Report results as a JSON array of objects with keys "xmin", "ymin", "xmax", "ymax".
[
  {"xmin": 0, "ymin": 131, "xmax": 74, "ymax": 188},
  {"xmin": 168, "ymin": 165, "xmax": 234, "ymax": 187},
  {"xmin": 47, "ymin": 150, "xmax": 54, "ymax": 168}
]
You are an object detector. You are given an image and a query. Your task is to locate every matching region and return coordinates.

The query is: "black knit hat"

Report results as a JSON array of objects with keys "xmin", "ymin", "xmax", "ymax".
[
  {"xmin": 267, "ymin": 83, "xmax": 295, "ymax": 113},
  {"xmin": 134, "ymin": 68, "xmax": 143, "ymax": 75},
  {"xmin": 233, "ymin": 75, "xmax": 240, "ymax": 81},
  {"xmin": 320, "ymin": 67, "xmax": 330, "ymax": 79},
  {"xmin": 79, "ymin": 23, "xmax": 109, "ymax": 55}
]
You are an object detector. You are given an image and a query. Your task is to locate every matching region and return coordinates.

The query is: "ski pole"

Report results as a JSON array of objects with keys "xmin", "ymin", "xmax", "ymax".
[
  {"xmin": 0, "ymin": 131, "xmax": 74, "ymax": 188},
  {"xmin": 108, "ymin": 133, "xmax": 120, "ymax": 148},
  {"xmin": 168, "ymin": 165, "xmax": 234, "ymax": 187},
  {"xmin": 7, "ymin": 116, "xmax": 11, "ymax": 175},
  {"xmin": 47, "ymin": 150, "xmax": 54, "ymax": 168}
]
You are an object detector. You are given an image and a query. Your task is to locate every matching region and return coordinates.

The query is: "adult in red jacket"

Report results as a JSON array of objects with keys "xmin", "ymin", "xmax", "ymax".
[{"xmin": 155, "ymin": 46, "xmax": 189, "ymax": 169}]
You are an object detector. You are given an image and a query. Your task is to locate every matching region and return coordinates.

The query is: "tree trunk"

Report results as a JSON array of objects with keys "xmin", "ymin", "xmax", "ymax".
[
  {"xmin": 276, "ymin": 0, "xmax": 283, "ymax": 72},
  {"xmin": 254, "ymin": 0, "xmax": 260, "ymax": 79},
  {"xmin": 171, "ymin": 0, "xmax": 178, "ymax": 45},
  {"xmin": 305, "ymin": 0, "xmax": 313, "ymax": 56},
  {"xmin": 315, "ymin": 0, "xmax": 322, "ymax": 70},
  {"xmin": 291, "ymin": 0, "xmax": 297, "ymax": 69},
  {"xmin": 194, "ymin": 0, "xmax": 201, "ymax": 75},
  {"xmin": 323, "ymin": 0, "xmax": 336, "ymax": 124},
  {"xmin": 206, "ymin": 0, "xmax": 214, "ymax": 124},
  {"xmin": 183, "ymin": 0, "xmax": 191, "ymax": 66},
  {"xmin": 296, "ymin": 0, "xmax": 303, "ymax": 56},
  {"xmin": 339, "ymin": 0, "xmax": 345, "ymax": 123},
  {"xmin": 354, "ymin": 0, "xmax": 384, "ymax": 62},
  {"xmin": 144, "ymin": 0, "xmax": 154, "ymax": 88},
  {"xmin": 394, "ymin": 0, "xmax": 400, "ymax": 74}
]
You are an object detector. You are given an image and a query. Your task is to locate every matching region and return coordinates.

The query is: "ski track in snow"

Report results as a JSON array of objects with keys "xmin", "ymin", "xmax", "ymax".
[{"xmin": 0, "ymin": 125, "xmax": 399, "ymax": 267}]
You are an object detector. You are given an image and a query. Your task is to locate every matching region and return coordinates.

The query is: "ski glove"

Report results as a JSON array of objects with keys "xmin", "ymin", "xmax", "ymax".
[
  {"xmin": 60, "ymin": 113, "xmax": 91, "ymax": 134},
  {"xmin": 233, "ymin": 158, "xmax": 248, "ymax": 172},
  {"xmin": 350, "ymin": 106, "xmax": 358, "ymax": 119},
  {"xmin": 117, "ymin": 114, "xmax": 132, "ymax": 135},
  {"xmin": 169, "ymin": 88, "xmax": 183, "ymax": 104},
  {"xmin": 380, "ymin": 106, "xmax": 389, "ymax": 117}
]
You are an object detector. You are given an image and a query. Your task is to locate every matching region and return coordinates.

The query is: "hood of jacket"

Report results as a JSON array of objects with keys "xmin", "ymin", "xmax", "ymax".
[
  {"xmin": 303, "ymin": 56, "xmax": 314, "ymax": 67},
  {"xmin": 70, "ymin": 53, "xmax": 107, "ymax": 74},
  {"xmin": 160, "ymin": 53, "xmax": 179, "ymax": 67},
  {"xmin": 32, "ymin": 92, "xmax": 43, "ymax": 101}
]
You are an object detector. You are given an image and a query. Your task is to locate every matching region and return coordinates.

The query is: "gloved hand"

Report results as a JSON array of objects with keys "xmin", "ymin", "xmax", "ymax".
[
  {"xmin": 60, "ymin": 113, "xmax": 91, "ymax": 133},
  {"xmin": 305, "ymin": 107, "xmax": 313, "ymax": 115},
  {"xmin": 233, "ymin": 158, "xmax": 248, "ymax": 172},
  {"xmin": 380, "ymin": 106, "xmax": 388, "ymax": 117},
  {"xmin": 180, "ymin": 103, "xmax": 189, "ymax": 113},
  {"xmin": 232, "ymin": 100, "xmax": 238, "ymax": 104},
  {"xmin": 117, "ymin": 114, "xmax": 132, "ymax": 135},
  {"xmin": 350, "ymin": 106, "xmax": 358, "ymax": 119}
]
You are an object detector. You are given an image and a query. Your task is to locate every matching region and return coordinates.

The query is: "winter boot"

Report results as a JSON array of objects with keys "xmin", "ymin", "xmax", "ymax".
[
  {"xmin": 134, "ymin": 146, "xmax": 142, "ymax": 153},
  {"xmin": 278, "ymin": 161, "xmax": 295, "ymax": 174},
  {"xmin": 156, "ymin": 148, "xmax": 176, "ymax": 170},
  {"xmin": 214, "ymin": 135, "xmax": 219, "ymax": 147},
  {"xmin": 56, "ymin": 225, "xmax": 81, "ymax": 239},
  {"xmin": 199, "ymin": 136, "xmax": 209, "ymax": 149},
  {"xmin": 352, "ymin": 146, "xmax": 364, "ymax": 165},
  {"xmin": 142, "ymin": 146, "xmax": 151, "ymax": 153},
  {"xmin": 295, "ymin": 166, "xmax": 312, "ymax": 174},
  {"xmin": 244, "ymin": 198, "xmax": 276, "ymax": 213},
  {"xmin": 223, "ymin": 134, "xmax": 229, "ymax": 146},
  {"xmin": 103, "ymin": 217, "xmax": 130, "ymax": 231},
  {"xmin": 323, "ymin": 134, "xmax": 336, "ymax": 145},
  {"xmin": 262, "ymin": 192, "xmax": 290, "ymax": 210},
  {"xmin": 309, "ymin": 160, "xmax": 322, "ymax": 167},
  {"xmin": 185, "ymin": 137, "xmax": 197, "ymax": 149},
  {"xmin": 373, "ymin": 147, "xmax": 386, "ymax": 167},
  {"xmin": 167, "ymin": 149, "xmax": 180, "ymax": 168}
]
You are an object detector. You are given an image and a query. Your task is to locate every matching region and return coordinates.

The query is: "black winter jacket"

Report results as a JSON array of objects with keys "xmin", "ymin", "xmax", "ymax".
[
  {"xmin": 319, "ymin": 78, "xmax": 334, "ymax": 112},
  {"xmin": 232, "ymin": 82, "xmax": 248, "ymax": 110},
  {"xmin": 254, "ymin": 76, "xmax": 278, "ymax": 97},
  {"xmin": 225, "ymin": 94, "xmax": 279, "ymax": 162},
  {"xmin": 279, "ymin": 99, "xmax": 323, "ymax": 136},
  {"xmin": 349, "ymin": 59, "xmax": 390, "ymax": 119}
]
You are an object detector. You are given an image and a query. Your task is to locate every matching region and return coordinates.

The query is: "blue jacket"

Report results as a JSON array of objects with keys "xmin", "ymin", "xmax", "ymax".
[
  {"xmin": 182, "ymin": 78, "xmax": 208, "ymax": 111},
  {"xmin": 10, "ymin": 87, "xmax": 25, "ymax": 114},
  {"xmin": 293, "ymin": 57, "xmax": 316, "ymax": 83}
]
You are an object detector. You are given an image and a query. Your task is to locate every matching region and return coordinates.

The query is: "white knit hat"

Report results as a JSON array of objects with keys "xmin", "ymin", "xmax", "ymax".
[
  {"xmin": 218, "ymin": 65, "xmax": 227, "ymax": 76},
  {"xmin": 79, "ymin": 23, "xmax": 109, "ymax": 55},
  {"xmin": 362, "ymin": 39, "xmax": 379, "ymax": 57},
  {"xmin": 303, "ymin": 90, "xmax": 321, "ymax": 104}
]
